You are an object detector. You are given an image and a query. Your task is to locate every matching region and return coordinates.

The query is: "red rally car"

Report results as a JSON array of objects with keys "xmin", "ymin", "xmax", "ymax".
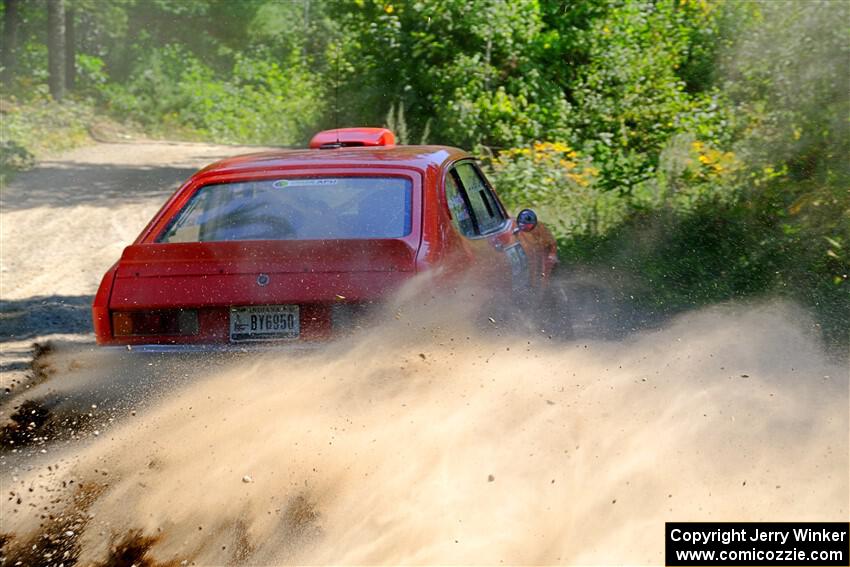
[{"xmin": 92, "ymin": 128, "xmax": 559, "ymax": 349}]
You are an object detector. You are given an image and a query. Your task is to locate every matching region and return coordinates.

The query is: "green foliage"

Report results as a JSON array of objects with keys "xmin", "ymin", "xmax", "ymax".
[
  {"xmin": 103, "ymin": 46, "xmax": 322, "ymax": 145},
  {"xmin": 721, "ymin": 0, "xmax": 850, "ymax": 344},
  {"xmin": 385, "ymin": 101, "xmax": 409, "ymax": 145},
  {"xmin": 487, "ymin": 0, "xmax": 847, "ymax": 347},
  {"xmin": 0, "ymin": 140, "xmax": 35, "ymax": 173},
  {"xmin": 486, "ymin": 141, "xmax": 628, "ymax": 238},
  {"xmin": 74, "ymin": 54, "xmax": 109, "ymax": 93},
  {"xmin": 569, "ymin": 0, "xmax": 733, "ymax": 194},
  {"xmin": 0, "ymin": 94, "xmax": 108, "ymax": 185},
  {"xmin": 0, "ymin": 93, "xmax": 94, "ymax": 157},
  {"xmin": 330, "ymin": 0, "xmax": 571, "ymax": 148}
]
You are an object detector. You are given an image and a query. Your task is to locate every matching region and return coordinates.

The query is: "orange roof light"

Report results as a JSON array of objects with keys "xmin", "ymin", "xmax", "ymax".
[{"xmin": 309, "ymin": 127, "xmax": 396, "ymax": 149}]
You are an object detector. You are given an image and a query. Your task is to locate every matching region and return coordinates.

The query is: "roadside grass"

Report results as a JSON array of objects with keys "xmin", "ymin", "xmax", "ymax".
[
  {"xmin": 551, "ymin": 208, "xmax": 849, "ymax": 355},
  {"xmin": 0, "ymin": 92, "xmax": 138, "ymax": 184}
]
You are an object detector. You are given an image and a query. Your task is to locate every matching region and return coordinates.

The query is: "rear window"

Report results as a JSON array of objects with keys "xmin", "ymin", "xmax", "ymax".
[{"xmin": 158, "ymin": 177, "xmax": 413, "ymax": 242}]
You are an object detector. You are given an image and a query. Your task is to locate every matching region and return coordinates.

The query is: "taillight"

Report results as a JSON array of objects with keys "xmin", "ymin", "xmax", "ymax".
[{"xmin": 112, "ymin": 310, "xmax": 199, "ymax": 337}]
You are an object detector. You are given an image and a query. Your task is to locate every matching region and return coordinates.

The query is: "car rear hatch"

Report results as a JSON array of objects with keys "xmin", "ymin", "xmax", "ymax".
[{"xmin": 108, "ymin": 239, "xmax": 416, "ymax": 344}]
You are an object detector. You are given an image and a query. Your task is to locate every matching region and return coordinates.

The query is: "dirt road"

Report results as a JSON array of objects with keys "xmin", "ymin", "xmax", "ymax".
[{"xmin": 0, "ymin": 141, "xmax": 276, "ymax": 387}]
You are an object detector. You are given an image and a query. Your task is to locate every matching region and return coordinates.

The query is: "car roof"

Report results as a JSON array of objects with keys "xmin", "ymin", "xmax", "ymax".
[{"xmin": 195, "ymin": 145, "xmax": 472, "ymax": 177}]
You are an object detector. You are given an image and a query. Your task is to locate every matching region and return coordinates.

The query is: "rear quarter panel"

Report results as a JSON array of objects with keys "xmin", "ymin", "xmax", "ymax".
[{"xmin": 416, "ymin": 161, "xmax": 516, "ymax": 294}]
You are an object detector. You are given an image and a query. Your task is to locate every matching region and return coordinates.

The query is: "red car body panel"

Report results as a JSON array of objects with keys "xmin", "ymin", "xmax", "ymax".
[{"xmin": 93, "ymin": 138, "xmax": 558, "ymax": 347}]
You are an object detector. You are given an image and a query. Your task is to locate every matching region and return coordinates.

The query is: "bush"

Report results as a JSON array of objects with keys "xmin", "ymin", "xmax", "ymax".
[
  {"xmin": 569, "ymin": 0, "xmax": 734, "ymax": 195},
  {"xmin": 102, "ymin": 46, "xmax": 324, "ymax": 145},
  {"xmin": 0, "ymin": 94, "xmax": 94, "ymax": 158},
  {"xmin": 0, "ymin": 140, "xmax": 35, "ymax": 173},
  {"xmin": 487, "ymin": 141, "xmax": 626, "ymax": 239}
]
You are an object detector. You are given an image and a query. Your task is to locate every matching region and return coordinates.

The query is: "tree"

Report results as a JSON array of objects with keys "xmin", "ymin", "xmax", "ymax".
[
  {"xmin": 47, "ymin": 0, "xmax": 66, "ymax": 100},
  {"xmin": 1, "ymin": 0, "xmax": 21, "ymax": 87},
  {"xmin": 65, "ymin": 3, "xmax": 75, "ymax": 90},
  {"xmin": 330, "ymin": 0, "xmax": 568, "ymax": 149}
]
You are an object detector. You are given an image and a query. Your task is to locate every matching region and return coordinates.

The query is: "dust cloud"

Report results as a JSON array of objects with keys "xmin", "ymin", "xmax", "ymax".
[{"xmin": 1, "ymin": 285, "xmax": 847, "ymax": 565}]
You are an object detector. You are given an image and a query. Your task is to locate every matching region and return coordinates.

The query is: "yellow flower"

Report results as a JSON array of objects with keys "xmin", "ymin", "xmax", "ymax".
[
  {"xmin": 567, "ymin": 173, "xmax": 589, "ymax": 187},
  {"xmin": 384, "ymin": 4, "xmax": 394, "ymax": 14}
]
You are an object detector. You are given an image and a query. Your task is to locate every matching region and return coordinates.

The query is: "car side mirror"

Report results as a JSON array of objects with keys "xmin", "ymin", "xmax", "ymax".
[{"xmin": 515, "ymin": 209, "xmax": 538, "ymax": 233}]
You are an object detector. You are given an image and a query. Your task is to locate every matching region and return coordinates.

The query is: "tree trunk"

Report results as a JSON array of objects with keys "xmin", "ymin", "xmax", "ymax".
[
  {"xmin": 47, "ymin": 0, "xmax": 66, "ymax": 101},
  {"xmin": 1, "ymin": 0, "xmax": 21, "ymax": 87},
  {"xmin": 65, "ymin": 5, "xmax": 75, "ymax": 90}
]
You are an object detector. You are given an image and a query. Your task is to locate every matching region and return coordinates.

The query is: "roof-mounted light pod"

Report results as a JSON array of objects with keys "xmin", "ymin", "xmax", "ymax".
[{"xmin": 309, "ymin": 127, "xmax": 396, "ymax": 149}]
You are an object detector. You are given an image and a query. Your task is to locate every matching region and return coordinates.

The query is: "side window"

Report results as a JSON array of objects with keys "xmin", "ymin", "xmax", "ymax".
[
  {"xmin": 161, "ymin": 188, "xmax": 211, "ymax": 243},
  {"xmin": 455, "ymin": 163, "xmax": 505, "ymax": 234},
  {"xmin": 444, "ymin": 173, "xmax": 477, "ymax": 237}
]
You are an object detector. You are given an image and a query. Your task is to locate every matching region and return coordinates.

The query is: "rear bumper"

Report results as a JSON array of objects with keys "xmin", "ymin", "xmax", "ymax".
[{"xmin": 102, "ymin": 342, "xmax": 323, "ymax": 355}]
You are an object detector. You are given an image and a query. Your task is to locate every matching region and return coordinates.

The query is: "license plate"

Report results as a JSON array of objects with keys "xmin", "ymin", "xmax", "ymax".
[{"xmin": 229, "ymin": 305, "xmax": 300, "ymax": 342}]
